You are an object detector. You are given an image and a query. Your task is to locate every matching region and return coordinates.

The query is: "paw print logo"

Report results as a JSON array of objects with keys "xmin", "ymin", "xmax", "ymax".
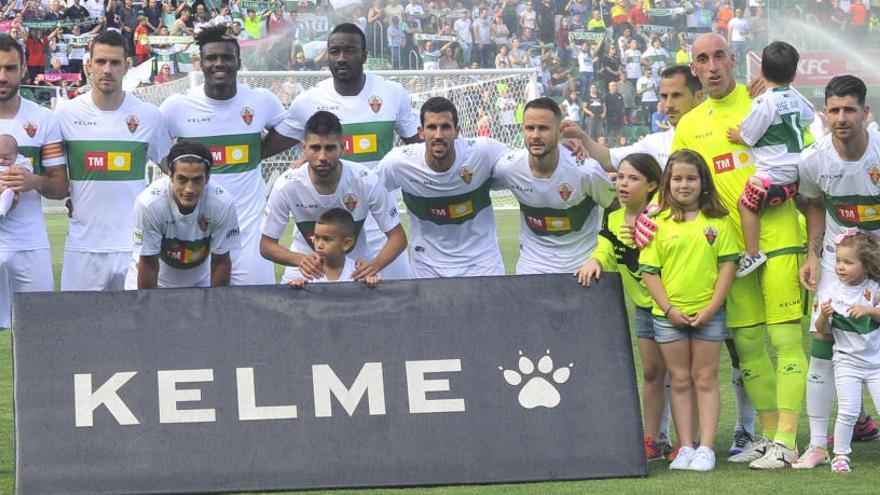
[
  {"xmin": 741, "ymin": 369, "xmax": 752, "ymax": 379},
  {"xmin": 783, "ymin": 363, "xmax": 797, "ymax": 373},
  {"xmin": 500, "ymin": 350, "xmax": 572, "ymax": 409}
]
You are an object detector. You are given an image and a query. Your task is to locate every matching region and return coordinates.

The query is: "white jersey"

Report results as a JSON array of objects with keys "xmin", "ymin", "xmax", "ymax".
[
  {"xmin": 493, "ymin": 145, "xmax": 616, "ymax": 274},
  {"xmin": 0, "ymin": 98, "xmax": 65, "ymax": 252},
  {"xmin": 262, "ymin": 161, "xmax": 401, "ymax": 281},
  {"xmin": 130, "ymin": 177, "xmax": 240, "ymax": 288},
  {"xmin": 56, "ymin": 92, "xmax": 171, "ymax": 252},
  {"xmin": 799, "ymin": 131, "xmax": 880, "ymax": 260},
  {"xmin": 740, "ymin": 86, "xmax": 813, "ymax": 185},
  {"xmin": 642, "ymin": 46, "xmax": 669, "ymax": 73},
  {"xmin": 375, "ymin": 138, "xmax": 508, "ymax": 268},
  {"xmin": 310, "ymin": 256, "xmax": 357, "ymax": 283},
  {"xmin": 275, "ymin": 73, "xmax": 420, "ymax": 170},
  {"xmin": 159, "ymin": 84, "xmax": 285, "ymax": 233},
  {"xmin": 814, "ymin": 277, "xmax": 880, "ymax": 368},
  {"xmin": 609, "ymin": 127, "xmax": 674, "ymax": 170},
  {"xmin": 623, "ymin": 48, "xmax": 642, "ymax": 79}
]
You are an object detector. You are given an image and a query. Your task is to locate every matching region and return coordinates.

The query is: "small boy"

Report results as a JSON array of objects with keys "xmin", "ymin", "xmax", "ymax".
[
  {"xmin": 0, "ymin": 134, "xmax": 33, "ymax": 219},
  {"xmin": 727, "ymin": 41, "xmax": 813, "ymax": 277},
  {"xmin": 288, "ymin": 208, "xmax": 382, "ymax": 288}
]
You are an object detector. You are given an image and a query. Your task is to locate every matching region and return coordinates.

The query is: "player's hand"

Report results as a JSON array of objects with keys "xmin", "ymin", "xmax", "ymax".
[
  {"xmin": 287, "ymin": 278, "xmax": 308, "ymax": 289},
  {"xmin": 298, "ymin": 253, "xmax": 324, "ymax": 279},
  {"xmin": 363, "ymin": 273, "xmax": 382, "ymax": 288},
  {"xmin": 848, "ymin": 305, "xmax": 873, "ymax": 319},
  {"xmin": 287, "ymin": 156, "xmax": 307, "ymax": 170},
  {"xmin": 560, "ymin": 138, "xmax": 588, "ymax": 160},
  {"xmin": 689, "ymin": 307, "xmax": 717, "ymax": 328},
  {"xmin": 0, "ymin": 165, "xmax": 38, "ymax": 193},
  {"xmin": 748, "ymin": 75, "xmax": 768, "ymax": 99},
  {"xmin": 574, "ymin": 258, "xmax": 601, "ymax": 287},
  {"xmin": 667, "ymin": 307, "xmax": 690, "ymax": 329},
  {"xmin": 726, "ymin": 126, "xmax": 744, "ymax": 145},
  {"xmin": 560, "ymin": 119, "xmax": 588, "ymax": 141},
  {"xmin": 799, "ymin": 254, "xmax": 818, "ymax": 292},
  {"xmin": 819, "ymin": 299, "xmax": 834, "ymax": 319},
  {"xmin": 352, "ymin": 258, "xmax": 380, "ymax": 281}
]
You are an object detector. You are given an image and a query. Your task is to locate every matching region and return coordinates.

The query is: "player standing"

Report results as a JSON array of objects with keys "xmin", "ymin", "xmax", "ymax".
[
  {"xmin": 260, "ymin": 111, "xmax": 406, "ymax": 283},
  {"xmin": 56, "ymin": 30, "xmax": 171, "ymax": 291},
  {"xmin": 493, "ymin": 97, "xmax": 616, "ymax": 274},
  {"xmin": 125, "ymin": 140, "xmax": 240, "ymax": 289},
  {"xmin": 160, "ymin": 25, "xmax": 285, "ymax": 285},
  {"xmin": 263, "ymin": 23, "xmax": 420, "ymax": 280},
  {"xmin": 0, "ymin": 34, "xmax": 67, "ymax": 328}
]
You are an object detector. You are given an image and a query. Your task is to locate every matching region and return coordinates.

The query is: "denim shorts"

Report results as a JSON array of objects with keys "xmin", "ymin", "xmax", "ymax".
[
  {"xmin": 632, "ymin": 306, "xmax": 655, "ymax": 339},
  {"xmin": 653, "ymin": 309, "xmax": 729, "ymax": 344}
]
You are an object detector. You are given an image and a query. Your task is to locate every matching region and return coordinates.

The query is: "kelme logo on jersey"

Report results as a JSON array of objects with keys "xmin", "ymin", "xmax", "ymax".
[
  {"xmin": 343, "ymin": 193, "xmax": 358, "ymax": 212},
  {"xmin": 869, "ymin": 165, "xmax": 880, "ymax": 185},
  {"xmin": 241, "ymin": 107, "xmax": 254, "ymax": 125},
  {"xmin": 342, "ymin": 134, "xmax": 378, "ymax": 155},
  {"xmin": 85, "ymin": 151, "xmax": 131, "ymax": 171},
  {"xmin": 704, "ymin": 226, "xmax": 718, "ymax": 245},
  {"xmin": 210, "ymin": 145, "xmax": 249, "ymax": 166},
  {"xmin": 368, "ymin": 95, "xmax": 382, "ymax": 113},
  {"xmin": 459, "ymin": 166, "xmax": 473, "ymax": 184},
  {"xmin": 429, "ymin": 200, "xmax": 474, "ymax": 220},
  {"xmin": 712, "ymin": 150, "xmax": 752, "ymax": 174},
  {"xmin": 23, "ymin": 121, "xmax": 36, "ymax": 138},
  {"xmin": 558, "ymin": 183, "xmax": 572, "ymax": 201},
  {"xmin": 126, "ymin": 115, "xmax": 139, "ymax": 134}
]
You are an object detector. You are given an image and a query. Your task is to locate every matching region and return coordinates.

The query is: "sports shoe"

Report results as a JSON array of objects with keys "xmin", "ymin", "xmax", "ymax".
[
  {"xmin": 749, "ymin": 442, "xmax": 798, "ymax": 470},
  {"xmin": 728, "ymin": 436, "xmax": 771, "ymax": 463},
  {"xmin": 645, "ymin": 436, "xmax": 665, "ymax": 461},
  {"xmin": 792, "ymin": 444, "xmax": 828, "ymax": 469},
  {"xmin": 853, "ymin": 415, "xmax": 879, "ymax": 441},
  {"xmin": 831, "ymin": 455, "xmax": 852, "ymax": 473},
  {"xmin": 688, "ymin": 446, "xmax": 716, "ymax": 471},
  {"xmin": 728, "ymin": 429, "xmax": 754, "ymax": 456},
  {"xmin": 737, "ymin": 251, "xmax": 767, "ymax": 278},
  {"xmin": 669, "ymin": 445, "xmax": 696, "ymax": 470},
  {"xmin": 658, "ymin": 434, "xmax": 674, "ymax": 457}
]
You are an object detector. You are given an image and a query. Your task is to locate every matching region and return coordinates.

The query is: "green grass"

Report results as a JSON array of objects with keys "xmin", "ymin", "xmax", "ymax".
[{"xmin": 3, "ymin": 211, "xmax": 880, "ymax": 494}]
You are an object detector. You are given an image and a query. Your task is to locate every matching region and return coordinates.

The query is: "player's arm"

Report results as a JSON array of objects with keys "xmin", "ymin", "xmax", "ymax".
[
  {"xmin": 262, "ymin": 128, "xmax": 299, "ymax": 159},
  {"xmin": 558, "ymin": 120, "xmax": 614, "ymax": 172},
  {"xmin": 210, "ymin": 252, "xmax": 232, "ymax": 287},
  {"xmin": 353, "ymin": 225, "xmax": 407, "ymax": 280},
  {"xmin": 800, "ymin": 196, "xmax": 825, "ymax": 291},
  {"xmin": 259, "ymin": 234, "xmax": 324, "ymax": 279},
  {"xmin": 732, "ymin": 98, "xmax": 772, "ymax": 146},
  {"xmin": 353, "ymin": 181, "xmax": 407, "ymax": 280},
  {"xmin": 138, "ymin": 255, "xmax": 160, "ymax": 289},
  {"xmin": 402, "ymin": 134, "xmax": 422, "ymax": 144}
]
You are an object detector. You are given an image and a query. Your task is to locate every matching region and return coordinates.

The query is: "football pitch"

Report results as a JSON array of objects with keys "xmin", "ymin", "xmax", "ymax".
[{"xmin": 1, "ymin": 211, "xmax": 879, "ymax": 494}]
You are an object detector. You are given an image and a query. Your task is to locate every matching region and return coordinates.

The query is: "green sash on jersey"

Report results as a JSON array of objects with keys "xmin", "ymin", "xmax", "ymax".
[
  {"xmin": 402, "ymin": 180, "xmax": 492, "ymax": 226},
  {"xmin": 340, "ymin": 121, "xmax": 396, "ymax": 164},
  {"xmin": 295, "ymin": 219, "xmax": 366, "ymax": 252},
  {"xmin": 519, "ymin": 194, "xmax": 597, "ymax": 237},
  {"xmin": 160, "ymin": 236, "xmax": 210, "ymax": 269},
  {"xmin": 184, "ymin": 133, "xmax": 262, "ymax": 175},
  {"xmin": 824, "ymin": 195, "xmax": 880, "ymax": 230},
  {"xmin": 66, "ymin": 140, "xmax": 148, "ymax": 181},
  {"xmin": 832, "ymin": 312, "xmax": 880, "ymax": 335},
  {"xmin": 19, "ymin": 145, "xmax": 41, "ymax": 175}
]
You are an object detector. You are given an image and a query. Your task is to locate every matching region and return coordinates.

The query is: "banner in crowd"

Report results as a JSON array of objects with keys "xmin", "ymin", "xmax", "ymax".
[
  {"xmin": 645, "ymin": 7, "xmax": 685, "ymax": 17},
  {"xmin": 295, "ymin": 13, "xmax": 331, "ymax": 39},
  {"xmin": 239, "ymin": 0, "xmax": 284, "ymax": 10},
  {"xmin": 569, "ymin": 31, "xmax": 606, "ymax": 44},
  {"xmin": 66, "ymin": 34, "xmax": 95, "ymax": 47},
  {"xmin": 21, "ymin": 18, "xmax": 98, "ymax": 29},
  {"xmin": 0, "ymin": 20, "xmax": 14, "ymax": 31},
  {"xmin": 142, "ymin": 36, "xmax": 194, "ymax": 46},
  {"xmin": 34, "ymin": 73, "xmax": 81, "ymax": 83},
  {"xmin": 430, "ymin": 8, "xmax": 468, "ymax": 20},
  {"xmin": 640, "ymin": 24, "xmax": 673, "ymax": 35},
  {"xmin": 328, "ymin": 0, "xmax": 359, "ymax": 10},
  {"xmin": 13, "ymin": 275, "xmax": 645, "ymax": 494},
  {"xmin": 414, "ymin": 34, "xmax": 458, "ymax": 42}
]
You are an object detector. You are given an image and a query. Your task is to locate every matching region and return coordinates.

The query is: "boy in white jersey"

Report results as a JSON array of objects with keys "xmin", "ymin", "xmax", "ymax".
[
  {"xmin": 159, "ymin": 25, "xmax": 285, "ymax": 286},
  {"xmin": 727, "ymin": 41, "xmax": 813, "ymax": 277},
  {"xmin": 261, "ymin": 111, "xmax": 407, "ymax": 283},
  {"xmin": 262, "ymin": 23, "xmax": 421, "ymax": 280},
  {"xmin": 56, "ymin": 31, "xmax": 171, "ymax": 291},
  {"xmin": 126, "ymin": 140, "xmax": 240, "ymax": 289},
  {"xmin": 288, "ymin": 208, "xmax": 382, "ymax": 288},
  {"xmin": 493, "ymin": 97, "xmax": 615, "ymax": 274},
  {"xmin": 374, "ymin": 97, "xmax": 510, "ymax": 278}
]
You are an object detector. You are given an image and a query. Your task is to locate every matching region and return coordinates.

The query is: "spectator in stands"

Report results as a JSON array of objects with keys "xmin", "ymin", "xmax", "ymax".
[
  {"xmin": 605, "ymin": 80, "xmax": 625, "ymax": 141},
  {"xmin": 545, "ymin": 56, "xmax": 569, "ymax": 96},
  {"xmin": 63, "ymin": 0, "xmax": 90, "ymax": 27},
  {"xmin": 560, "ymin": 89, "xmax": 582, "ymax": 123},
  {"xmin": 617, "ymin": 26, "xmax": 634, "ymax": 57},
  {"xmin": 617, "ymin": 70, "xmax": 637, "ymax": 125},
  {"xmin": 439, "ymin": 45, "xmax": 459, "ymax": 69},
  {"xmin": 496, "ymin": 85, "xmax": 518, "ymax": 135},
  {"xmin": 829, "ymin": 1, "xmax": 848, "ymax": 30},
  {"xmin": 567, "ymin": 0, "xmax": 589, "ymax": 20},
  {"xmin": 84, "ymin": 0, "xmax": 104, "ymax": 19},
  {"xmin": 536, "ymin": 0, "xmax": 555, "ymax": 44},
  {"xmin": 454, "ymin": 9, "xmax": 473, "ymax": 65},
  {"xmin": 556, "ymin": 16, "xmax": 571, "ymax": 64},
  {"xmin": 629, "ymin": 0, "xmax": 649, "ymax": 27},
  {"xmin": 623, "ymin": 39, "xmax": 642, "ymax": 88},
  {"xmin": 25, "ymin": 29, "xmax": 48, "ymax": 83},
  {"xmin": 243, "ymin": 9, "xmax": 269, "ymax": 40},
  {"xmin": 502, "ymin": 0, "xmax": 518, "ymax": 37},
  {"xmin": 473, "ymin": 8, "xmax": 493, "ymax": 68},
  {"xmin": 491, "ymin": 12, "xmax": 510, "ymax": 52},
  {"xmin": 636, "ymin": 66, "xmax": 659, "ymax": 125},
  {"xmin": 598, "ymin": 43, "xmax": 622, "ymax": 90},
  {"xmin": 587, "ymin": 9, "xmax": 606, "ymax": 32},
  {"xmin": 571, "ymin": 13, "xmax": 586, "ymax": 32},
  {"xmin": 610, "ymin": 0, "xmax": 630, "ymax": 35},
  {"xmin": 577, "ymin": 41, "xmax": 596, "ymax": 94},
  {"xmin": 387, "ymin": 16, "xmax": 405, "ymax": 69},
  {"xmin": 519, "ymin": 1, "xmax": 537, "ymax": 33},
  {"xmin": 727, "ymin": 8, "xmax": 749, "ymax": 65},
  {"xmin": 651, "ymin": 102, "xmax": 671, "ymax": 133},
  {"xmin": 715, "ymin": 0, "xmax": 734, "ymax": 35},
  {"xmin": 849, "ymin": 0, "xmax": 869, "ymax": 37},
  {"xmin": 154, "ymin": 63, "xmax": 173, "ymax": 83},
  {"xmin": 134, "ymin": 15, "xmax": 151, "ymax": 65},
  {"xmin": 508, "ymin": 37, "xmax": 528, "ymax": 67},
  {"xmin": 143, "ymin": 0, "xmax": 161, "ymax": 33},
  {"xmin": 172, "ymin": 7, "xmax": 194, "ymax": 36},
  {"xmin": 494, "ymin": 43, "xmax": 511, "ymax": 68},
  {"xmin": 643, "ymin": 37, "xmax": 670, "ymax": 74},
  {"xmin": 675, "ymin": 34, "xmax": 691, "ymax": 64},
  {"xmin": 583, "ymin": 83, "xmax": 606, "ymax": 138}
]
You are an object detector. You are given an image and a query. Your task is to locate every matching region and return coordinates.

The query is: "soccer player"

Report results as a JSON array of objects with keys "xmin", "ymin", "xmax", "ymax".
[
  {"xmin": 493, "ymin": 97, "xmax": 616, "ymax": 275},
  {"xmin": 125, "ymin": 140, "xmax": 239, "ymax": 290},
  {"xmin": 673, "ymin": 33, "xmax": 806, "ymax": 469},
  {"xmin": 374, "ymin": 97, "xmax": 510, "ymax": 278},
  {"xmin": 56, "ymin": 30, "xmax": 171, "ymax": 291},
  {"xmin": 159, "ymin": 25, "xmax": 285, "ymax": 286},
  {"xmin": 793, "ymin": 75, "xmax": 880, "ymax": 469},
  {"xmin": 263, "ymin": 23, "xmax": 420, "ymax": 280},
  {"xmin": 260, "ymin": 111, "xmax": 406, "ymax": 284}
]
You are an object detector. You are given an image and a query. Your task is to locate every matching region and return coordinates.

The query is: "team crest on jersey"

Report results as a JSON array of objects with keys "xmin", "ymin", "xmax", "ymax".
[
  {"xmin": 558, "ymin": 183, "xmax": 572, "ymax": 201},
  {"xmin": 704, "ymin": 226, "xmax": 718, "ymax": 245},
  {"xmin": 198, "ymin": 214, "xmax": 210, "ymax": 232},
  {"xmin": 343, "ymin": 193, "xmax": 358, "ymax": 212},
  {"xmin": 869, "ymin": 165, "xmax": 880, "ymax": 185},
  {"xmin": 241, "ymin": 107, "xmax": 254, "ymax": 125},
  {"xmin": 23, "ymin": 121, "xmax": 37, "ymax": 138},
  {"xmin": 125, "ymin": 115, "xmax": 139, "ymax": 133},
  {"xmin": 368, "ymin": 95, "xmax": 382, "ymax": 113},
  {"xmin": 459, "ymin": 166, "xmax": 473, "ymax": 184},
  {"xmin": 865, "ymin": 289, "xmax": 872, "ymax": 301}
]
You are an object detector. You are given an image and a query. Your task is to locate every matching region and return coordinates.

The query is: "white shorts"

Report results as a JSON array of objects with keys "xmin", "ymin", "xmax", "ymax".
[
  {"xmin": 61, "ymin": 250, "xmax": 131, "ymax": 291},
  {"xmin": 410, "ymin": 254, "xmax": 506, "ymax": 279},
  {"xmin": 0, "ymin": 249, "xmax": 54, "ymax": 329},
  {"xmin": 231, "ymin": 223, "xmax": 276, "ymax": 286},
  {"xmin": 365, "ymin": 214, "xmax": 410, "ymax": 280},
  {"xmin": 123, "ymin": 257, "xmax": 210, "ymax": 290}
]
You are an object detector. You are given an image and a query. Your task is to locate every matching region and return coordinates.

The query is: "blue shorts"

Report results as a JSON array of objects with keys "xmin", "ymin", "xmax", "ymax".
[
  {"xmin": 653, "ymin": 309, "xmax": 729, "ymax": 344},
  {"xmin": 633, "ymin": 306, "xmax": 655, "ymax": 339}
]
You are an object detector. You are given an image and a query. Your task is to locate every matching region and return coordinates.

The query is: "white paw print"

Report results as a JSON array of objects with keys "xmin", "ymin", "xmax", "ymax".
[{"xmin": 500, "ymin": 350, "xmax": 573, "ymax": 409}]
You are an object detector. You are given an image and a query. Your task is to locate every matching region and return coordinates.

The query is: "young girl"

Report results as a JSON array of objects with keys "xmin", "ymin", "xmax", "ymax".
[
  {"xmin": 640, "ymin": 150, "xmax": 739, "ymax": 472},
  {"xmin": 814, "ymin": 230, "xmax": 880, "ymax": 473},
  {"xmin": 577, "ymin": 153, "xmax": 673, "ymax": 461}
]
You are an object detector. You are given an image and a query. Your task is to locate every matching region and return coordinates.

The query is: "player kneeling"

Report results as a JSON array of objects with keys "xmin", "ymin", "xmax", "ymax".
[
  {"xmin": 288, "ymin": 208, "xmax": 381, "ymax": 288},
  {"xmin": 125, "ymin": 140, "xmax": 240, "ymax": 289}
]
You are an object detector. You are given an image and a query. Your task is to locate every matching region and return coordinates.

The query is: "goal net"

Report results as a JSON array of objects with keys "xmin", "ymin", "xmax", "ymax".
[{"xmin": 133, "ymin": 68, "xmax": 539, "ymax": 209}]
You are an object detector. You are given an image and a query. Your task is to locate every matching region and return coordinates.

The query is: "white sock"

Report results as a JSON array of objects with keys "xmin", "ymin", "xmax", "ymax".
[
  {"xmin": 0, "ymin": 188, "xmax": 13, "ymax": 218},
  {"xmin": 732, "ymin": 367, "xmax": 755, "ymax": 435},
  {"xmin": 807, "ymin": 357, "xmax": 836, "ymax": 448},
  {"xmin": 660, "ymin": 371, "xmax": 671, "ymax": 439}
]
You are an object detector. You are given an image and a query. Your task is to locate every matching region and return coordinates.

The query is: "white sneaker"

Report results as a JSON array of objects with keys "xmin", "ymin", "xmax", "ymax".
[
  {"xmin": 669, "ymin": 445, "xmax": 696, "ymax": 470},
  {"xmin": 737, "ymin": 251, "xmax": 768, "ymax": 278},
  {"xmin": 688, "ymin": 446, "xmax": 716, "ymax": 471},
  {"xmin": 749, "ymin": 442, "xmax": 798, "ymax": 470},
  {"xmin": 728, "ymin": 436, "xmax": 771, "ymax": 463}
]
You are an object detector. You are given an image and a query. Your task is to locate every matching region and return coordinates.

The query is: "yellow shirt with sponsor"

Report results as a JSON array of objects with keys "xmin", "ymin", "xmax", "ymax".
[{"xmin": 671, "ymin": 83, "xmax": 802, "ymax": 254}]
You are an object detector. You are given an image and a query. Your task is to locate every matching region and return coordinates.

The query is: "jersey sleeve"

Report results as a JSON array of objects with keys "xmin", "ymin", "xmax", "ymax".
[
  {"xmin": 485, "ymin": 138, "xmax": 515, "ymax": 172},
  {"xmin": 581, "ymin": 159, "xmax": 616, "ymax": 208},
  {"xmin": 210, "ymin": 200, "xmax": 241, "ymax": 255},
  {"xmin": 372, "ymin": 154, "xmax": 401, "ymax": 191},
  {"xmin": 147, "ymin": 116, "xmax": 172, "ymax": 164},
  {"xmin": 738, "ymin": 96, "xmax": 774, "ymax": 147},
  {"xmin": 366, "ymin": 175, "xmax": 402, "ymax": 233},
  {"xmin": 609, "ymin": 141, "xmax": 644, "ymax": 170},
  {"xmin": 133, "ymin": 201, "xmax": 163, "ymax": 257},
  {"xmin": 715, "ymin": 216, "xmax": 740, "ymax": 264},
  {"xmin": 262, "ymin": 176, "xmax": 292, "ymax": 239},
  {"xmin": 273, "ymin": 96, "xmax": 306, "ymax": 141},
  {"xmin": 394, "ymin": 89, "xmax": 420, "ymax": 140},
  {"xmin": 796, "ymin": 146, "xmax": 822, "ymax": 199},
  {"xmin": 262, "ymin": 89, "xmax": 286, "ymax": 129},
  {"xmin": 40, "ymin": 115, "xmax": 65, "ymax": 168}
]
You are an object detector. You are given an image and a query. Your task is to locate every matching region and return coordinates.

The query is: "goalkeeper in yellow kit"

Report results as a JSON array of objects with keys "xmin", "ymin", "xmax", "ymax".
[{"xmin": 669, "ymin": 34, "xmax": 806, "ymax": 469}]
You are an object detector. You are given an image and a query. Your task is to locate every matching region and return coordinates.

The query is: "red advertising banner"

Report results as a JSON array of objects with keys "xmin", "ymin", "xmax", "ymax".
[{"xmin": 792, "ymin": 50, "xmax": 880, "ymax": 88}]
